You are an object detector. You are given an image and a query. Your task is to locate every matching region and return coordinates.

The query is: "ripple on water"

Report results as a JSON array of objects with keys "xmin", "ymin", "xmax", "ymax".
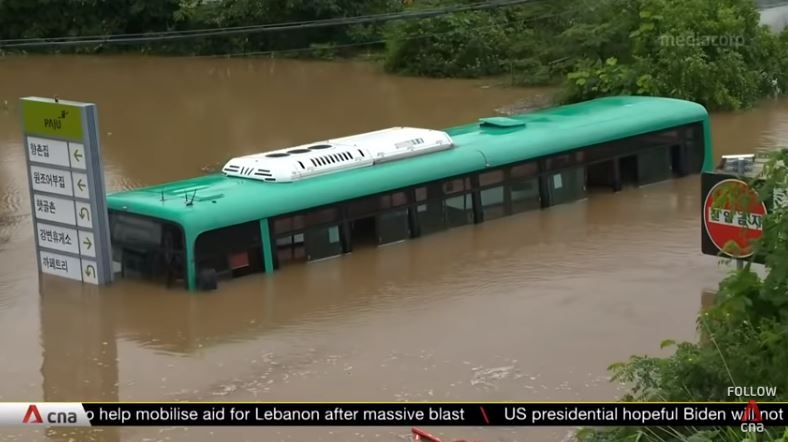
[
  {"xmin": 0, "ymin": 277, "xmax": 29, "ymax": 313},
  {"xmin": 108, "ymin": 175, "xmax": 143, "ymax": 193},
  {"xmin": 0, "ymin": 199, "xmax": 29, "ymax": 250},
  {"xmin": 0, "ymin": 186, "xmax": 32, "ymax": 312},
  {"xmin": 100, "ymin": 161, "xmax": 144, "ymax": 192},
  {"xmin": 0, "ymin": 186, "xmax": 25, "ymax": 217}
]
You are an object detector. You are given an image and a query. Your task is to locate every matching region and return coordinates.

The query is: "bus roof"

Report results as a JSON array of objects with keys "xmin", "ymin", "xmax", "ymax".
[{"xmin": 106, "ymin": 96, "xmax": 709, "ymax": 236}]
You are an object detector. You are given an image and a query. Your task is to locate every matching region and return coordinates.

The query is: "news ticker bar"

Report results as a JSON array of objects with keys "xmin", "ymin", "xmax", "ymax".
[{"xmin": 2, "ymin": 402, "xmax": 785, "ymax": 427}]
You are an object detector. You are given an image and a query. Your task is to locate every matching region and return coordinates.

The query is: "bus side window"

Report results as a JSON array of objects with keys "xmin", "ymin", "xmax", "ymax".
[{"xmin": 194, "ymin": 222, "xmax": 263, "ymax": 278}]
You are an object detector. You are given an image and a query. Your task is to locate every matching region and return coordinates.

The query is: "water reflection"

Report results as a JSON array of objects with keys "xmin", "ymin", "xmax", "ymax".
[{"xmin": 39, "ymin": 278, "xmax": 119, "ymax": 442}]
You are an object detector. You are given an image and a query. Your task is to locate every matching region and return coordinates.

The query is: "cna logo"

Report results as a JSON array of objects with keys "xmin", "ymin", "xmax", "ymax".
[
  {"xmin": 740, "ymin": 400, "xmax": 765, "ymax": 433},
  {"xmin": 742, "ymin": 400, "xmax": 762, "ymax": 423},
  {"xmin": 22, "ymin": 405, "xmax": 43, "ymax": 424},
  {"xmin": 0, "ymin": 402, "xmax": 84, "ymax": 427},
  {"xmin": 16, "ymin": 403, "xmax": 80, "ymax": 425}
]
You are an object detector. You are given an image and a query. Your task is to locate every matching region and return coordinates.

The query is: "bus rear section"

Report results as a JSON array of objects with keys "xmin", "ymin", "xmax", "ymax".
[{"xmin": 108, "ymin": 210, "xmax": 187, "ymax": 288}]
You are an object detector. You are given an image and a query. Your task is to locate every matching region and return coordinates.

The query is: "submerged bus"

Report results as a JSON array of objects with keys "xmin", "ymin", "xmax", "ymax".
[{"xmin": 106, "ymin": 96, "xmax": 712, "ymax": 291}]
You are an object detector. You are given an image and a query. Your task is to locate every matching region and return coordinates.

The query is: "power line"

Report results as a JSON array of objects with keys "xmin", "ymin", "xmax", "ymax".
[
  {"xmin": 0, "ymin": 0, "xmax": 546, "ymax": 45},
  {"xmin": 0, "ymin": 0, "xmax": 546, "ymax": 49},
  {"xmin": 189, "ymin": 6, "xmax": 571, "ymax": 59},
  {"xmin": 0, "ymin": 9, "xmax": 411, "ymax": 43}
]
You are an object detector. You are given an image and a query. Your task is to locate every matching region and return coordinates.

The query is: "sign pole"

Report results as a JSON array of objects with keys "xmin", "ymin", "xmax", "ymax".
[
  {"xmin": 736, "ymin": 161, "xmax": 744, "ymax": 270},
  {"xmin": 20, "ymin": 97, "xmax": 113, "ymax": 286}
]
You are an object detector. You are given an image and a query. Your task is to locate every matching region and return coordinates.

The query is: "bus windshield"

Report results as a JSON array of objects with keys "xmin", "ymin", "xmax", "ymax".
[{"xmin": 109, "ymin": 211, "xmax": 185, "ymax": 287}]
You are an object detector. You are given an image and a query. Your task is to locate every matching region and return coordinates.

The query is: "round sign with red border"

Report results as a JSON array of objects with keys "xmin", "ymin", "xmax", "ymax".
[{"xmin": 703, "ymin": 178, "xmax": 767, "ymax": 258}]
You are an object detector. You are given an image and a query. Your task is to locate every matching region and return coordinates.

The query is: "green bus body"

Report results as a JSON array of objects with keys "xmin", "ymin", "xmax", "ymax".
[{"xmin": 106, "ymin": 96, "xmax": 712, "ymax": 290}]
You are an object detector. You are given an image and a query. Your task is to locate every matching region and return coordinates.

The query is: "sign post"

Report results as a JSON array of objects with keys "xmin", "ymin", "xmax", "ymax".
[
  {"xmin": 701, "ymin": 175, "xmax": 767, "ymax": 260},
  {"xmin": 20, "ymin": 97, "xmax": 112, "ymax": 285}
]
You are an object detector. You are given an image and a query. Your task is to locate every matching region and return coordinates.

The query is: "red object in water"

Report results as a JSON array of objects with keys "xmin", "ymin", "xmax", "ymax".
[
  {"xmin": 228, "ymin": 251, "xmax": 249, "ymax": 269},
  {"xmin": 411, "ymin": 428, "xmax": 482, "ymax": 442},
  {"xmin": 412, "ymin": 428, "xmax": 442, "ymax": 442}
]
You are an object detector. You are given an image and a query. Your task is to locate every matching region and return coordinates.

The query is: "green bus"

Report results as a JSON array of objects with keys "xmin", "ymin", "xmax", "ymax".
[{"xmin": 106, "ymin": 96, "xmax": 712, "ymax": 291}]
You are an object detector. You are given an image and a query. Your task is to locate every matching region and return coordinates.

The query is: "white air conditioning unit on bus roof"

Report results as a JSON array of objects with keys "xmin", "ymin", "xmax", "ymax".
[
  {"xmin": 221, "ymin": 127, "xmax": 454, "ymax": 183},
  {"xmin": 329, "ymin": 127, "xmax": 454, "ymax": 163}
]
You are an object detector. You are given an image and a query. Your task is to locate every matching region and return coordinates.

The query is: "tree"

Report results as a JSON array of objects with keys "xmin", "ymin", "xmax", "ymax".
[
  {"xmin": 0, "ymin": 0, "xmax": 181, "ymax": 40},
  {"xmin": 560, "ymin": 0, "xmax": 788, "ymax": 110},
  {"xmin": 576, "ymin": 149, "xmax": 788, "ymax": 441},
  {"xmin": 200, "ymin": 0, "xmax": 402, "ymax": 56}
]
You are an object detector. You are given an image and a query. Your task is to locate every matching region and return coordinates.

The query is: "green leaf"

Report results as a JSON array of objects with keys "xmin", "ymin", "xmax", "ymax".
[
  {"xmin": 641, "ymin": 22, "xmax": 655, "ymax": 32},
  {"xmin": 607, "ymin": 361, "xmax": 626, "ymax": 371}
]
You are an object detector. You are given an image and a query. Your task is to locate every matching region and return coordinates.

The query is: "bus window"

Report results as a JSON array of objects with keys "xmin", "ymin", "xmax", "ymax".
[
  {"xmin": 444, "ymin": 193, "xmax": 474, "ymax": 228},
  {"xmin": 305, "ymin": 226, "xmax": 343, "ymax": 261},
  {"xmin": 194, "ymin": 221, "xmax": 262, "ymax": 278},
  {"xmin": 442, "ymin": 177, "xmax": 471, "ymax": 194},
  {"xmin": 636, "ymin": 146, "xmax": 672, "ymax": 185},
  {"xmin": 377, "ymin": 208, "xmax": 410, "ymax": 244},
  {"xmin": 380, "ymin": 191, "xmax": 409, "ymax": 209},
  {"xmin": 510, "ymin": 163, "xmax": 538, "ymax": 178},
  {"xmin": 276, "ymin": 233, "xmax": 306, "ymax": 264},
  {"xmin": 686, "ymin": 123, "xmax": 705, "ymax": 173},
  {"xmin": 480, "ymin": 186, "xmax": 505, "ymax": 220},
  {"xmin": 273, "ymin": 207, "xmax": 343, "ymax": 265},
  {"xmin": 110, "ymin": 212, "xmax": 162, "ymax": 246},
  {"xmin": 509, "ymin": 163, "xmax": 540, "ymax": 213},
  {"xmin": 109, "ymin": 211, "xmax": 185, "ymax": 287},
  {"xmin": 545, "ymin": 167, "xmax": 586, "ymax": 206},
  {"xmin": 478, "ymin": 169, "xmax": 504, "ymax": 187},
  {"xmin": 477, "ymin": 168, "xmax": 507, "ymax": 220}
]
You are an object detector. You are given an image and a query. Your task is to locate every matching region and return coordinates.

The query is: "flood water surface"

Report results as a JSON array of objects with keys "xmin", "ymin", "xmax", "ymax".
[{"xmin": 1, "ymin": 56, "xmax": 788, "ymax": 442}]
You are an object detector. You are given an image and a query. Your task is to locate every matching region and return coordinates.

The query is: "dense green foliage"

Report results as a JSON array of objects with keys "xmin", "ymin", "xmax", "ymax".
[
  {"xmin": 0, "ymin": 0, "xmax": 181, "ymax": 50},
  {"xmin": 383, "ymin": 0, "xmax": 788, "ymax": 110},
  {"xmin": 559, "ymin": 0, "xmax": 788, "ymax": 110},
  {"xmin": 172, "ymin": 0, "xmax": 401, "ymax": 56},
  {"xmin": 576, "ymin": 150, "xmax": 788, "ymax": 442},
  {"xmin": 0, "ymin": 0, "xmax": 402, "ymax": 56},
  {"xmin": 382, "ymin": 0, "xmax": 591, "ymax": 82}
]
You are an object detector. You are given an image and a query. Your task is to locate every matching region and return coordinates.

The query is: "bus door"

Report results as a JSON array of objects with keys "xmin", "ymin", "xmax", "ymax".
[
  {"xmin": 376, "ymin": 208, "xmax": 411, "ymax": 245},
  {"xmin": 296, "ymin": 207, "xmax": 342, "ymax": 262},
  {"xmin": 304, "ymin": 225, "xmax": 343, "ymax": 261}
]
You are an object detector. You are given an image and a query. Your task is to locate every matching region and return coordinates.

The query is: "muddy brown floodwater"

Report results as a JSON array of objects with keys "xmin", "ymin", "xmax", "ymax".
[{"xmin": 1, "ymin": 56, "xmax": 788, "ymax": 442}]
